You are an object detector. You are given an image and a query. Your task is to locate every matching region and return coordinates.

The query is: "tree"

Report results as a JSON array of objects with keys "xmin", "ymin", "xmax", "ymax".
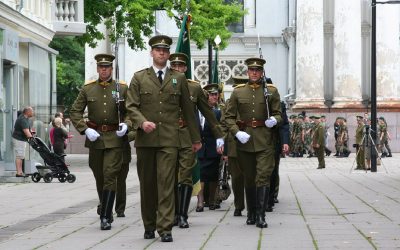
[
  {"xmin": 49, "ymin": 37, "xmax": 85, "ymax": 116},
  {"xmin": 78, "ymin": 0, "xmax": 245, "ymax": 50}
]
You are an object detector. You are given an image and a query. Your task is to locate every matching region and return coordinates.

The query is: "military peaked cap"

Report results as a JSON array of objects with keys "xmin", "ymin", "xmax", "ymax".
[
  {"xmin": 94, "ymin": 54, "xmax": 115, "ymax": 66},
  {"xmin": 245, "ymin": 57, "xmax": 266, "ymax": 69},
  {"xmin": 203, "ymin": 83, "xmax": 219, "ymax": 94},
  {"xmin": 169, "ymin": 52, "xmax": 188, "ymax": 65},
  {"xmin": 149, "ymin": 35, "xmax": 172, "ymax": 49},
  {"xmin": 356, "ymin": 115, "xmax": 363, "ymax": 119},
  {"xmin": 232, "ymin": 75, "xmax": 249, "ymax": 87},
  {"xmin": 313, "ymin": 115, "xmax": 321, "ymax": 119}
]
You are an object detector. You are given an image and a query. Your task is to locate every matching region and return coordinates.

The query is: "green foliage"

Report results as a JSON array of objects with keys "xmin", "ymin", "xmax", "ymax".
[
  {"xmin": 49, "ymin": 37, "xmax": 84, "ymax": 116},
  {"xmin": 78, "ymin": 0, "xmax": 245, "ymax": 51},
  {"xmin": 170, "ymin": 0, "xmax": 245, "ymax": 50}
]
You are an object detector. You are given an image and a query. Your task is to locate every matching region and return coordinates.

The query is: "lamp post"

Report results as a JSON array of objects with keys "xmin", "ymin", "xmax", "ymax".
[{"xmin": 370, "ymin": 0, "xmax": 400, "ymax": 172}]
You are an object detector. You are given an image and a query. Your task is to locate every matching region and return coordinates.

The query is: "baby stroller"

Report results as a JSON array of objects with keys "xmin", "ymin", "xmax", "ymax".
[{"xmin": 28, "ymin": 136, "xmax": 76, "ymax": 183}]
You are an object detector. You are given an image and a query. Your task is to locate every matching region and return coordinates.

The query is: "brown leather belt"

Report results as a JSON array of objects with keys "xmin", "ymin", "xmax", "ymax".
[
  {"xmin": 236, "ymin": 120, "xmax": 265, "ymax": 130},
  {"xmin": 87, "ymin": 121, "xmax": 119, "ymax": 132},
  {"xmin": 178, "ymin": 118, "xmax": 187, "ymax": 128}
]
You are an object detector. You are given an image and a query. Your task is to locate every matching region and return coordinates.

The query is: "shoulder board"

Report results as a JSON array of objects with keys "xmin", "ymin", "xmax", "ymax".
[
  {"xmin": 118, "ymin": 80, "xmax": 127, "ymax": 85},
  {"xmin": 136, "ymin": 68, "xmax": 148, "ymax": 73},
  {"xmin": 266, "ymin": 84, "xmax": 277, "ymax": 89},
  {"xmin": 188, "ymin": 79, "xmax": 200, "ymax": 85},
  {"xmin": 234, "ymin": 84, "xmax": 246, "ymax": 89},
  {"xmin": 84, "ymin": 79, "xmax": 96, "ymax": 85}
]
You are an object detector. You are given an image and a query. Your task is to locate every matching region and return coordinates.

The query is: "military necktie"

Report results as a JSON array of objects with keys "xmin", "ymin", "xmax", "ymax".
[{"xmin": 157, "ymin": 70, "xmax": 163, "ymax": 84}]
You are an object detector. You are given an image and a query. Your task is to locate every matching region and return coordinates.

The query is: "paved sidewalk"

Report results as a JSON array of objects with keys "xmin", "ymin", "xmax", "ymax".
[{"xmin": 0, "ymin": 154, "xmax": 399, "ymax": 250}]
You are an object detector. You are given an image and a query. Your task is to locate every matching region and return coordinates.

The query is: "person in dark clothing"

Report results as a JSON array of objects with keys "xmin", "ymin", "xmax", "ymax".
[
  {"xmin": 197, "ymin": 84, "xmax": 223, "ymax": 211},
  {"xmin": 12, "ymin": 107, "xmax": 34, "ymax": 177}
]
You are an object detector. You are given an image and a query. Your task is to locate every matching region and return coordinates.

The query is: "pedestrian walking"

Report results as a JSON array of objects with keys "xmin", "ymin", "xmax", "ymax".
[{"xmin": 312, "ymin": 116, "xmax": 325, "ymax": 169}]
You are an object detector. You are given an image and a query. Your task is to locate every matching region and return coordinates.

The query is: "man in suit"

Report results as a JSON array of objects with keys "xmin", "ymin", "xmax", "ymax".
[
  {"xmin": 125, "ymin": 35, "xmax": 202, "ymax": 242},
  {"xmin": 169, "ymin": 52, "xmax": 224, "ymax": 228},
  {"xmin": 70, "ymin": 53, "xmax": 130, "ymax": 230},
  {"xmin": 224, "ymin": 57, "xmax": 282, "ymax": 228}
]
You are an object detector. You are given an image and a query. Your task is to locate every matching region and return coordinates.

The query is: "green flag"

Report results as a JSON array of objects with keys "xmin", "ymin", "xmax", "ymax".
[
  {"xmin": 176, "ymin": 14, "xmax": 201, "ymax": 196},
  {"xmin": 175, "ymin": 15, "xmax": 192, "ymax": 79}
]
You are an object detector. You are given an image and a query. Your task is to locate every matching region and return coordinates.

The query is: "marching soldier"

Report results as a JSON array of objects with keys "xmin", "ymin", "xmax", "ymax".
[
  {"xmin": 312, "ymin": 115, "xmax": 325, "ymax": 169},
  {"xmin": 224, "ymin": 57, "xmax": 282, "ymax": 228},
  {"xmin": 169, "ymin": 52, "xmax": 224, "ymax": 228},
  {"xmin": 125, "ymin": 35, "xmax": 202, "ymax": 242},
  {"xmin": 70, "ymin": 53, "xmax": 130, "ymax": 230},
  {"xmin": 221, "ymin": 76, "xmax": 248, "ymax": 216},
  {"xmin": 355, "ymin": 115, "xmax": 365, "ymax": 170}
]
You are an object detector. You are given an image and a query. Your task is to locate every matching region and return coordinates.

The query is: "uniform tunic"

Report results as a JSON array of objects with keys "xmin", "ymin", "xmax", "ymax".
[
  {"xmin": 70, "ymin": 79, "xmax": 129, "ymax": 194},
  {"xmin": 126, "ymin": 67, "xmax": 200, "ymax": 236},
  {"xmin": 177, "ymin": 80, "xmax": 223, "ymax": 186},
  {"xmin": 224, "ymin": 83, "xmax": 282, "ymax": 187},
  {"xmin": 312, "ymin": 122, "xmax": 325, "ymax": 168},
  {"xmin": 355, "ymin": 123, "xmax": 365, "ymax": 168}
]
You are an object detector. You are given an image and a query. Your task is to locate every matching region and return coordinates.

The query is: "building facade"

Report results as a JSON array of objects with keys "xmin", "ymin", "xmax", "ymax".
[
  {"xmin": 85, "ymin": 0, "xmax": 399, "ymax": 151},
  {"xmin": 0, "ymin": 0, "xmax": 85, "ymax": 172}
]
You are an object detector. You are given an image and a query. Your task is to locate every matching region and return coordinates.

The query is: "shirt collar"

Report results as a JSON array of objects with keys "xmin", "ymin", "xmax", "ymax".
[{"xmin": 152, "ymin": 65, "xmax": 167, "ymax": 77}]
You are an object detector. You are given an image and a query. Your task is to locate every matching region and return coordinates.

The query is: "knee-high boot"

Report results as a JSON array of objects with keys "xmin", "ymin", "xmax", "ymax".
[
  {"xmin": 178, "ymin": 184, "xmax": 193, "ymax": 228},
  {"xmin": 245, "ymin": 187, "xmax": 256, "ymax": 225},
  {"xmin": 256, "ymin": 186, "xmax": 269, "ymax": 228},
  {"xmin": 100, "ymin": 190, "xmax": 115, "ymax": 230}
]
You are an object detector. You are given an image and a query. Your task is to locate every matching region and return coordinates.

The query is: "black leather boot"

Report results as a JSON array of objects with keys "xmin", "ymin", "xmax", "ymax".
[
  {"xmin": 256, "ymin": 186, "xmax": 268, "ymax": 228},
  {"xmin": 245, "ymin": 187, "xmax": 256, "ymax": 225},
  {"xmin": 178, "ymin": 184, "xmax": 193, "ymax": 228},
  {"xmin": 100, "ymin": 190, "xmax": 115, "ymax": 230}
]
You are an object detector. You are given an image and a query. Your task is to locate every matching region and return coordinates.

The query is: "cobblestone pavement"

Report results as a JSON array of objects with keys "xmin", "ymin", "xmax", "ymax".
[{"xmin": 0, "ymin": 154, "xmax": 399, "ymax": 250}]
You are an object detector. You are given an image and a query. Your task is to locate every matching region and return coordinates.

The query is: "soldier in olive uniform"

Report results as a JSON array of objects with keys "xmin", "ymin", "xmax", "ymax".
[
  {"xmin": 125, "ymin": 35, "xmax": 202, "ymax": 242},
  {"xmin": 221, "ymin": 76, "xmax": 248, "ymax": 216},
  {"xmin": 312, "ymin": 116, "xmax": 325, "ymax": 169},
  {"xmin": 169, "ymin": 52, "xmax": 224, "ymax": 228},
  {"xmin": 224, "ymin": 57, "xmax": 282, "ymax": 228},
  {"xmin": 70, "ymin": 54, "xmax": 130, "ymax": 230},
  {"xmin": 355, "ymin": 115, "xmax": 365, "ymax": 170}
]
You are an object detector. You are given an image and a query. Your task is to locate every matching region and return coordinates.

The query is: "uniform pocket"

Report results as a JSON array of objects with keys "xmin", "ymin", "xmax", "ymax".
[
  {"xmin": 168, "ymin": 92, "xmax": 181, "ymax": 104},
  {"xmin": 87, "ymin": 97, "xmax": 97, "ymax": 111},
  {"xmin": 238, "ymin": 98, "xmax": 250, "ymax": 114},
  {"xmin": 140, "ymin": 90, "xmax": 153, "ymax": 104}
]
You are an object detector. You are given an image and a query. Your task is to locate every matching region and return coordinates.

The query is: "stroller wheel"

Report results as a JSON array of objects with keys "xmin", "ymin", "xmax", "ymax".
[
  {"xmin": 31, "ymin": 172, "xmax": 41, "ymax": 183},
  {"xmin": 58, "ymin": 173, "xmax": 67, "ymax": 183},
  {"xmin": 67, "ymin": 174, "xmax": 76, "ymax": 183},
  {"xmin": 44, "ymin": 173, "xmax": 53, "ymax": 183}
]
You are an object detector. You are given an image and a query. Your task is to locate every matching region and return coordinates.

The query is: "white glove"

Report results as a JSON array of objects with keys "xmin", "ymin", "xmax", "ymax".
[
  {"xmin": 116, "ymin": 123, "xmax": 128, "ymax": 137},
  {"xmin": 235, "ymin": 131, "xmax": 251, "ymax": 144},
  {"xmin": 216, "ymin": 138, "xmax": 224, "ymax": 148},
  {"xmin": 265, "ymin": 116, "xmax": 277, "ymax": 128},
  {"xmin": 85, "ymin": 128, "xmax": 100, "ymax": 142}
]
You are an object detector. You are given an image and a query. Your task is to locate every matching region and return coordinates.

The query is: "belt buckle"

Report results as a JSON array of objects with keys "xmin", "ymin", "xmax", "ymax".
[
  {"xmin": 251, "ymin": 120, "xmax": 257, "ymax": 128},
  {"xmin": 101, "ymin": 125, "xmax": 108, "ymax": 132}
]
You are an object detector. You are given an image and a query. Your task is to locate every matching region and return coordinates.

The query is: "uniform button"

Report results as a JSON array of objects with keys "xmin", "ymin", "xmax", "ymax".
[
  {"xmin": 252, "ymin": 95, "xmax": 255, "ymax": 98},
  {"xmin": 159, "ymin": 122, "xmax": 162, "ymax": 125},
  {"xmin": 104, "ymin": 110, "xmax": 106, "ymax": 113},
  {"xmin": 159, "ymin": 112, "xmax": 162, "ymax": 114},
  {"xmin": 252, "ymin": 102, "xmax": 255, "ymax": 105},
  {"xmin": 104, "ymin": 103, "xmax": 106, "ymax": 105},
  {"xmin": 160, "ymin": 101, "xmax": 162, "ymax": 104},
  {"xmin": 252, "ymin": 110, "xmax": 255, "ymax": 112},
  {"xmin": 160, "ymin": 91, "xmax": 162, "ymax": 94},
  {"xmin": 252, "ymin": 118, "xmax": 255, "ymax": 120},
  {"xmin": 104, "ymin": 95, "xmax": 106, "ymax": 97}
]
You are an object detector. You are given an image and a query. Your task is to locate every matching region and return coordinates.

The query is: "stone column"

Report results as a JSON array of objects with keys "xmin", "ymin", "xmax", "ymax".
[
  {"xmin": 244, "ymin": 0, "xmax": 256, "ymax": 29},
  {"xmin": 376, "ymin": 5, "xmax": 400, "ymax": 108},
  {"xmin": 332, "ymin": 0, "xmax": 363, "ymax": 108},
  {"xmin": 294, "ymin": 0, "xmax": 325, "ymax": 109}
]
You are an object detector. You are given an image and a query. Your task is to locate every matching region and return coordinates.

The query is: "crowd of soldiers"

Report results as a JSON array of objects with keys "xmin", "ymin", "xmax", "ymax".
[
  {"xmin": 68, "ymin": 33, "xmax": 393, "ymax": 243},
  {"xmin": 288, "ymin": 113, "xmax": 392, "ymax": 165}
]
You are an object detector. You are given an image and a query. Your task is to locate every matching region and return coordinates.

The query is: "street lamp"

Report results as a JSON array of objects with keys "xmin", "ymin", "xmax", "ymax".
[{"xmin": 370, "ymin": 0, "xmax": 400, "ymax": 172}]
